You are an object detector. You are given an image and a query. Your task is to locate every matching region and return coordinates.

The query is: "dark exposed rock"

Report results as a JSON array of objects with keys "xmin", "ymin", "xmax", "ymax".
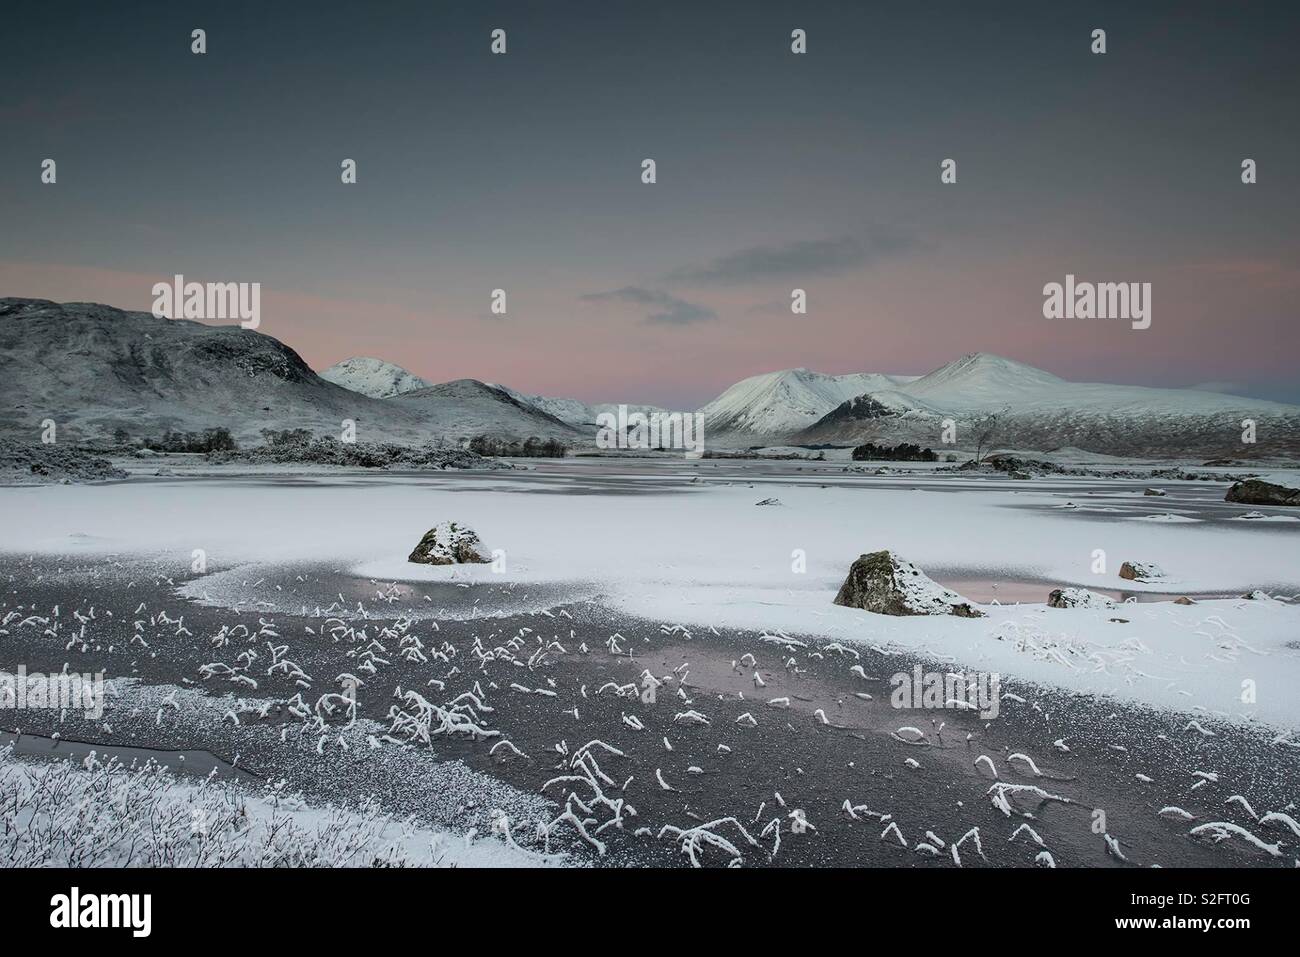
[
  {"xmin": 1224, "ymin": 479, "xmax": 1300, "ymax": 507},
  {"xmin": 818, "ymin": 395, "xmax": 902, "ymax": 425},
  {"xmin": 833, "ymin": 550, "xmax": 984, "ymax": 618}
]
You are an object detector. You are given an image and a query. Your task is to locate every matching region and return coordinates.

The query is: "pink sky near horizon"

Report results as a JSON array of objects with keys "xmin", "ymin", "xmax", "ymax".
[{"xmin": 3, "ymin": 258, "xmax": 1296, "ymax": 408}]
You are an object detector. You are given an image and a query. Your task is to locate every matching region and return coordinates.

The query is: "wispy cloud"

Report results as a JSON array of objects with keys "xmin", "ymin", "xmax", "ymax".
[
  {"xmin": 743, "ymin": 299, "xmax": 793, "ymax": 317},
  {"xmin": 1181, "ymin": 259, "xmax": 1300, "ymax": 290},
  {"xmin": 581, "ymin": 286, "xmax": 717, "ymax": 325},
  {"xmin": 668, "ymin": 229, "xmax": 923, "ymax": 285}
]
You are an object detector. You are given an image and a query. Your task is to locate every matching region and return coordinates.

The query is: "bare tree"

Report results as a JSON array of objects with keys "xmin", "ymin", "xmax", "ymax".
[{"xmin": 971, "ymin": 409, "xmax": 1007, "ymax": 465}]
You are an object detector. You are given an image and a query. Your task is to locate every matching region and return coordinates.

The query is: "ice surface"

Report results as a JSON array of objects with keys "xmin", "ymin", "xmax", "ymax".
[{"xmin": 2, "ymin": 464, "xmax": 1297, "ymax": 728}]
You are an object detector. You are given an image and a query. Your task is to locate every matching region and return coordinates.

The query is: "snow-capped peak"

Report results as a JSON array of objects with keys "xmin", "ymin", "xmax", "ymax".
[
  {"xmin": 319, "ymin": 357, "xmax": 432, "ymax": 398},
  {"xmin": 903, "ymin": 353, "xmax": 1063, "ymax": 401},
  {"xmin": 698, "ymin": 367, "xmax": 914, "ymax": 434}
]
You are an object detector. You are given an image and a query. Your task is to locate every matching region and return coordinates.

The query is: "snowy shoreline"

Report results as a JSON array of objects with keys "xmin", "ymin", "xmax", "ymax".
[{"xmin": 3, "ymin": 460, "xmax": 1298, "ymax": 729}]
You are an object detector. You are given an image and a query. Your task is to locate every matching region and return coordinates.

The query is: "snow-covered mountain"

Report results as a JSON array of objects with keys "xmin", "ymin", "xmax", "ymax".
[
  {"xmin": 789, "ymin": 353, "xmax": 1300, "ymax": 457},
  {"xmin": 5, "ymin": 298, "xmax": 1296, "ymax": 458},
  {"xmin": 319, "ymin": 356, "xmax": 432, "ymax": 398},
  {"xmin": 0, "ymin": 298, "xmax": 436, "ymax": 445},
  {"xmin": 898, "ymin": 352, "xmax": 1063, "ymax": 407},
  {"xmin": 492, "ymin": 387, "xmax": 594, "ymax": 426},
  {"xmin": 317, "ymin": 361, "xmax": 673, "ymax": 429},
  {"xmin": 894, "ymin": 353, "xmax": 1287, "ymax": 421},
  {"xmin": 390, "ymin": 380, "xmax": 581, "ymax": 444},
  {"xmin": 492, "ymin": 385, "xmax": 674, "ymax": 428},
  {"xmin": 0, "ymin": 299, "xmax": 574, "ymax": 448},
  {"xmin": 697, "ymin": 369, "xmax": 917, "ymax": 435}
]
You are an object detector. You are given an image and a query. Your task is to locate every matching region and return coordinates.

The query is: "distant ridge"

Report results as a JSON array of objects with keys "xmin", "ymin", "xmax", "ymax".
[
  {"xmin": 782, "ymin": 353, "xmax": 1300, "ymax": 457},
  {"xmin": 3, "ymin": 299, "xmax": 1296, "ymax": 457},
  {"xmin": 319, "ymin": 356, "xmax": 432, "ymax": 398},
  {"xmin": 0, "ymin": 299, "xmax": 574, "ymax": 447}
]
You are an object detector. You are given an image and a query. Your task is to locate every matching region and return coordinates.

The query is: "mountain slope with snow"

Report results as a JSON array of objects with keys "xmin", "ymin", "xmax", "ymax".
[
  {"xmin": 698, "ymin": 369, "xmax": 916, "ymax": 435},
  {"xmin": 389, "ymin": 380, "xmax": 582, "ymax": 444},
  {"xmin": 5, "ymin": 298, "xmax": 1295, "ymax": 459},
  {"xmin": 791, "ymin": 353, "xmax": 1300, "ymax": 457},
  {"xmin": 890, "ymin": 352, "xmax": 1293, "ymax": 418},
  {"xmin": 492, "ymin": 388, "xmax": 594, "ymax": 426},
  {"xmin": 319, "ymin": 357, "xmax": 432, "ymax": 398},
  {"xmin": 491, "ymin": 385, "xmax": 675, "ymax": 428},
  {"xmin": 0, "ymin": 299, "xmax": 578, "ymax": 449},
  {"xmin": 0, "ymin": 298, "xmax": 437, "ymax": 445},
  {"xmin": 900, "ymin": 352, "xmax": 1064, "ymax": 407}
]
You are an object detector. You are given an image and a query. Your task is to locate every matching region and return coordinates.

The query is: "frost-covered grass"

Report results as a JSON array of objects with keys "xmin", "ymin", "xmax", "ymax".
[
  {"xmin": 0, "ymin": 745, "xmax": 544, "ymax": 867},
  {"xmin": 0, "ymin": 438, "xmax": 127, "ymax": 485}
]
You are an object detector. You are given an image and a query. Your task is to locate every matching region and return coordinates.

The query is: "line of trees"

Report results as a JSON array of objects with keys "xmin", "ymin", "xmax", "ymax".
[
  {"xmin": 851, "ymin": 442, "xmax": 937, "ymax": 462},
  {"xmin": 133, "ymin": 428, "xmax": 238, "ymax": 453},
  {"xmin": 467, "ymin": 435, "xmax": 568, "ymax": 458}
]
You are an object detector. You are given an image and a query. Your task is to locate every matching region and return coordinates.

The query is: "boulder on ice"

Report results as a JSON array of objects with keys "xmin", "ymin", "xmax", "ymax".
[
  {"xmin": 1224, "ymin": 479, "xmax": 1300, "ymax": 507},
  {"xmin": 1119, "ymin": 560, "xmax": 1165, "ymax": 582},
  {"xmin": 833, "ymin": 550, "xmax": 984, "ymax": 618},
  {"xmin": 407, "ymin": 521, "xmax": 492, "ymax": 565},
  {"xmin": 1047, "ymin": 587, "xmax": 1115, "ymax": 610}
]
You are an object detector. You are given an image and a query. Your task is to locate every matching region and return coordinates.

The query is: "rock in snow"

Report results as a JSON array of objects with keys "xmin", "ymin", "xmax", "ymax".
[
  {"xmin": 833, "ymin": 550, "xmax": 984, "ymax": 618},
  {"xmin": 1143, "ymin": 487, "xmax": 1167, "ymax": 497},
  {"xmin": 408, "ymin": 522, "xmax": 492, "ymax": 565},
  {"xmin": 1119, "ymin": 561, "xmax": 1166, "ymax": 582},
  {"xmin": 1224, "ymin": 479, "xmax": 1300, "ymax": 507},
  {"xmin": 1047, "ymin": 587, "xmax": 1116, "ymax": 610}
]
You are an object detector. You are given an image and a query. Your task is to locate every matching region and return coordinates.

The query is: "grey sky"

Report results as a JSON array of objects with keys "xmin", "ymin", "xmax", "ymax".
[{"xmin": 2, "ymin": 0, "xmax": 1296, "ymax": 406}]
